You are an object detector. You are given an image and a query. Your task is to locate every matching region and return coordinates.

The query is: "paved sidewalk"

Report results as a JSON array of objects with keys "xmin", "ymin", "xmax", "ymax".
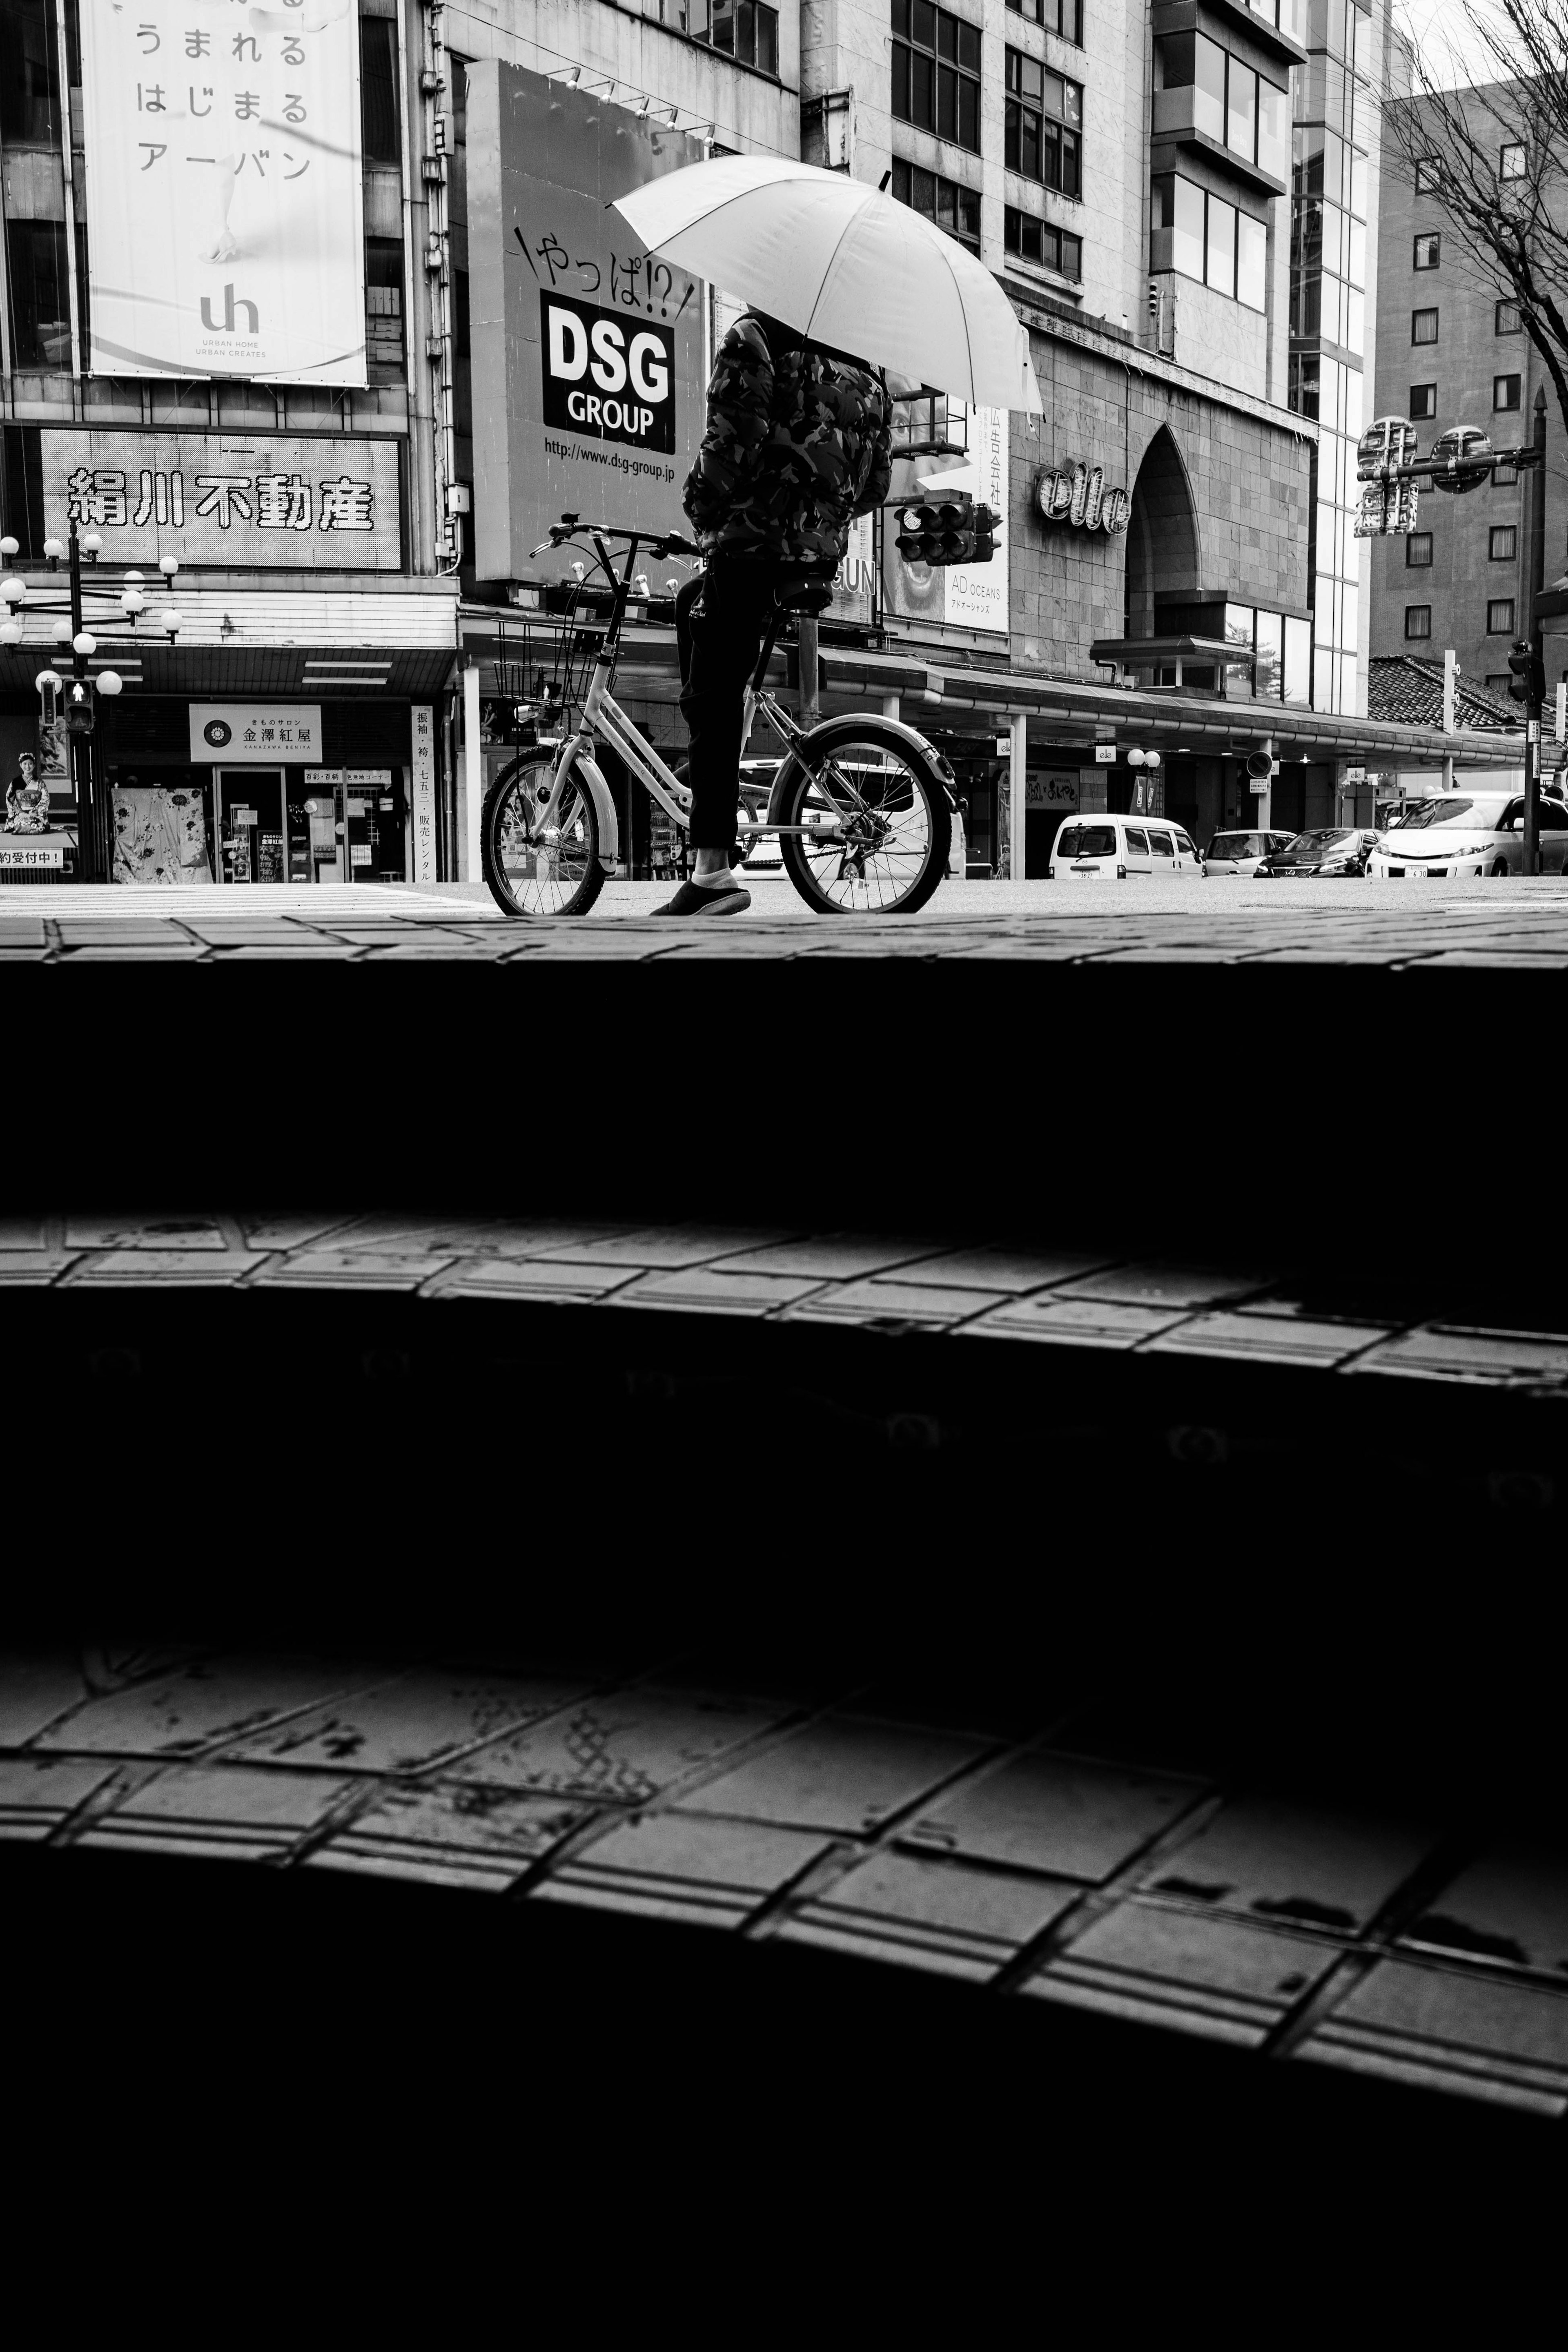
[{"xmin": 4, "ymin": 1647, "xmax": 1563, "ymax": 2116}]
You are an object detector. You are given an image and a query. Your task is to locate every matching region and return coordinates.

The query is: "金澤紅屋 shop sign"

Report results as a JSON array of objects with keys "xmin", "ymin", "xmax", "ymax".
[{"xmin": 466, "ymin": 61, "xmax": 708, "ymax": 581}]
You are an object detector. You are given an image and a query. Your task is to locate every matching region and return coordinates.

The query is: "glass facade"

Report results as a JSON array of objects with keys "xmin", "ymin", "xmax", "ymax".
[{"xmin": 1288, "ymin": 0, "xmax": 1379, "ymax": 716}]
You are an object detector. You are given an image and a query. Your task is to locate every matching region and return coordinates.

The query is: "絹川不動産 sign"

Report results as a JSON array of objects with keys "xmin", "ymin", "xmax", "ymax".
[
  {"xmin": 42, "ymin": 434, "xmax": 401, "ymax": 570},
  {"xmin": 80, "ymin": 0, "xmax": 366, "ymax": 383}
]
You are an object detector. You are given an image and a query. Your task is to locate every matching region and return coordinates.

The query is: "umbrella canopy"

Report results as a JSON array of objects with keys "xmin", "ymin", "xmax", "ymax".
[{"xmin": 612, "ymin": 155, "xmax": 1043, "ymax": 414}]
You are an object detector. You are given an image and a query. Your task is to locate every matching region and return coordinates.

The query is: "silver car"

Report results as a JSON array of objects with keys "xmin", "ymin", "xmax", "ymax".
[{"xmin": 1203, "ymin": 829, "xmax": 1294, "ymax": 877}]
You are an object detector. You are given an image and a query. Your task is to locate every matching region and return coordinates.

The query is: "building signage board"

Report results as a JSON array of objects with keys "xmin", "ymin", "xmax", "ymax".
[
  {"xmin": 467, "ymin": 63, "xmax": 708, "ymax": 582},
  {"xmin": 80, "ymin": 1, "xmax": 366, "ymax": 384},
  {"xmin": 43, "ymin": 433, "xmax": 400, "ymax": 570},
  {"xmin": 828, "ymin": 514, "xmax": 877, "ymax": 627},
  {"xmin": 189, "ymin": 706, "xmax": 322, "ymax": 763},
  {"xmin": 410, "ymin": 706, "xmax": 437, "ymax": 883},
  {"xmin": 882, "ymin": 406, "xmax": 1010, "ymax": 638},
  {"xmin": 1026, "ymin": 773, "xmax": 1079, "ymax": 810}
]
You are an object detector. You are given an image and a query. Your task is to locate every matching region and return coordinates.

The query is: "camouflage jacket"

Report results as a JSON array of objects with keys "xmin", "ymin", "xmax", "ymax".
[{"xmin": 682, "ymin": 314, "xmax": 893, "ymax": 564}]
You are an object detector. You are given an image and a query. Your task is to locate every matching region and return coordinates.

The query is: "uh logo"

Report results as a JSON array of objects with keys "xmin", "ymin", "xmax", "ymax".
[{"xmin": 200, "ymin": 283, "xmax": 260, "ymax": 335}]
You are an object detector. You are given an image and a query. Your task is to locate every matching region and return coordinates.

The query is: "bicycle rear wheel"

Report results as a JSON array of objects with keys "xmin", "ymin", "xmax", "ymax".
[
  {"xmin": 772, "ymin": 718, "xmax": 950, "ymax": 914},
  {"xmin": 482, "ymin": 749, "xmax": 605, "ymax": 918}
]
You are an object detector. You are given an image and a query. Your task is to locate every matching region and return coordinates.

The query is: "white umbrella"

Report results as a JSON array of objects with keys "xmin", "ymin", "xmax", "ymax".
[{"xmin": 612, "ymin": 155, "xmax": 1042, "ymax": 414}]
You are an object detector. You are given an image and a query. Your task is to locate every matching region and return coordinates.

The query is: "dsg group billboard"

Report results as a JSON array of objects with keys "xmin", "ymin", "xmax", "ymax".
[
  {"xmin": 81, "ymin": 0, "xmax": 366, "ymax": 383},
  {"xmin": 467, "ymin": 64, "xmax": 708, "ymax": 581}
]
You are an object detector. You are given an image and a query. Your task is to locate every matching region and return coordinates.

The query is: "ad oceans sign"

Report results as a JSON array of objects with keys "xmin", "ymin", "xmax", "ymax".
[
  {"xmin": 80, "ymin": 0, "xmax": 367, "ymax": 384},
  {"xmin": 467, "ymin": 62, "xmax": 708, "ymax": 580}
]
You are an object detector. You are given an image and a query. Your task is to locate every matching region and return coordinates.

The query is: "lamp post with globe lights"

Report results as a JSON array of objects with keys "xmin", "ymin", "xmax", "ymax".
[{"xmin": 0, "ymin": 522, "xmax": 182, "ymax": 881}]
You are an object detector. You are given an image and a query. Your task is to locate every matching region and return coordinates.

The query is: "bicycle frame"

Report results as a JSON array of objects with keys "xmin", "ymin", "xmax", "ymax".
[{"xmin": 537, "ymin": 530, "xmax": 862, "ymax": 856}]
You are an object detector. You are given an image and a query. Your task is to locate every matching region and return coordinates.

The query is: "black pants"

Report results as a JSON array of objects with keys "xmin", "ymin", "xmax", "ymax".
[{"xmin": 677, "ymin": 555, "xmax": 783, "ymax": 851}]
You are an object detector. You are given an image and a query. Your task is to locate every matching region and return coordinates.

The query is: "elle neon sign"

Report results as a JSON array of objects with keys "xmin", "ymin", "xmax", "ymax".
[{"xmin": 1034, "ymin": 463, "xmax": 1131, "ymax": 535}]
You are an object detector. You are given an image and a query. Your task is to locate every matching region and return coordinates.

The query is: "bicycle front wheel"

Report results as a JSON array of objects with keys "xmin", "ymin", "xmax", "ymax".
[
  {"xmin": 482, "ymin": 749, "xmax": 605, "ymax": 918},
  {"xmin": 772, "ymin": 719, "xmax": 950, "ymax": 915}
]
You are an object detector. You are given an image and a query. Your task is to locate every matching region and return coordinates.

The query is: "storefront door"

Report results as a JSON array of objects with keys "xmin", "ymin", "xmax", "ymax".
[
  {"xmin": 215, "ymin": 769, "xmax": 286, "ymax": 885},
  {"xmin": 343, "ymin": 770, "xmax": 408, "ymax": 883}
]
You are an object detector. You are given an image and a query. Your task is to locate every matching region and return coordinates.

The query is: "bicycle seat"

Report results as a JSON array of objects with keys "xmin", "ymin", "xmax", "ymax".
[{"xmin": 773, "ymin": 566, "xmax": 836, "ymax": 615}]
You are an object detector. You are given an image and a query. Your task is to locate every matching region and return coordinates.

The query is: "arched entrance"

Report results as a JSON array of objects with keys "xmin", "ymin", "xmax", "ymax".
[{"xmin": 1123, "ymin": 425, "xmax": 1201, "ymax": 640}]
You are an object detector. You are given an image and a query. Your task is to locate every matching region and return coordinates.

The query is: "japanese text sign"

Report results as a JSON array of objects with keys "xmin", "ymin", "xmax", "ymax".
[
  {"xmin": 43, "ymin": 433, "xmax": 399, "ymax": 569},
  {"xmin": 410, "ymin": 704, "xmax": 437, "ymax": 883},
  {"xmin": 81, "ymin": 1, "xmax": 366, "ymax": 383},
  {"xmin": 467, "ymin": 62, "xmax": 708, "ymax": 581},
  {"xmin": 189, "ymin": 705, "xmax": 322, "ymax": 763}
]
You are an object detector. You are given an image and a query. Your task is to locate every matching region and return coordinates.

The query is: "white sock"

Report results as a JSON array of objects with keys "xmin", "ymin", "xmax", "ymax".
[{"xmin": 692, "ymin": 864, "xmax": 738, "ymax": 890}]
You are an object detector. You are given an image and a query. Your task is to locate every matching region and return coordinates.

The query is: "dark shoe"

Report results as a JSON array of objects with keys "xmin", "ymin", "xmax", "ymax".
[{"xmin": 655, "ymin": 880, "xmax": 752, "ymax": 917}]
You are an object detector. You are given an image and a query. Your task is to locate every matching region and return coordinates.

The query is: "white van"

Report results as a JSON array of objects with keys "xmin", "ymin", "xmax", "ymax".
[{"xmin": 1049, "ymin": 815, "xmax": 1204, "ymax": 880}]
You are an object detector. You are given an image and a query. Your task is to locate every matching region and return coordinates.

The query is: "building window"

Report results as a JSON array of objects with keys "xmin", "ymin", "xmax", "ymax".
[
  {"xmin": 1493, "ymin": 457, "xmax": 1518, "ymax": 488},
  {"xmin": 1411, "ymin": 307, "xmax": 1438, "ymax": 345},
  {"xmin": 1499, "ymin": 142, "xmax": 1526, "ymax": 181},
  {"xmin": 0, "ymin": 0, "xmax": 61, "ymax": 143},
  {"xmin": 1004, "ymin": 205, "xmax": 1082, "ymax": 279},
  {"xmin": 360, "ymin": 15, "xmax": 401, "ymax": 164},
  {"xmin": 891, "ymin": 159, "xmax": 980, "ymax": 253},
  {"xmin": 1414, "ymin": 158, "xmax": 1439, "ymax": 193},
  {"xmin": 684, "ymin": 0, "xmax": 780, "ymax": 72},
  {"xmin": 5, "ymin": 219, "xmax": 69, "ymax": 371},
  {"xmin": 1485, "ymin": 673, "xmax": 1514, "ymax": 694},
  {"xmin": 1406, "ymin": 532, "xmax": 1433, "ymax": 568},
  {"xmin": 1494, "ymin": 373, "xmax": 1521, "ymax": 411},
  {"xmin": 1490, "ymin": 525, "xmax": 1518, "ymax": 561},
  {"xmin": 1496, "ymin": 299, "xmax": 1522, "ymax": 335},
  {"xmin": 1005, "ymin": 49, "xmax": 1081, "ymax": 193},
  {"xmin": 1151, "ymin": 176, "xmax": 1266, "ymax": 313},
  {"xmin": 1487, "ymin": 597, "xmax": 1516, "ymax": 633},
  {"xmin": 1154, "ymin": 33, "xmax": 1289, "ymax": 182},
  {"xmin": 1007, "ymin": 0, "xmax": 1082, "ymax": 39},
  {"xmin": 1405, "ymin": 606, "xmax": 1432, "ymax": 640},
  {"xmin": 1409, "ymin": 383, "xmax": 1437, "ymax": 420},
  {"xmin": 892, "ymin": 2, "xmax": 982, "ymax": 153},
  {"xmin": 1412, "ymin": 233, "xmax": 1440, "ymax": 270}
]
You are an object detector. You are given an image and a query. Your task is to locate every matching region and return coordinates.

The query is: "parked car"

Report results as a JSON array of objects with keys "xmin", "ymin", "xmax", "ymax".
[
  {"xmin": 1254, "ymin": 827, "xmax": 1374, "ymax": 876},
  {"xmin": 1049, "ymin": 816, "xmax": 1203, "ymax": 879},
  {"xmin": 1469, "ymin": 790, "xmax": 1568, "ymax": 875},
  {"xmin": 1364, "ymin": 791, "xmax": 1523, "ymax": 879},
  {"xmin": 1203, "ymin": 829, "xmax": 1295, "ymax": 877}
]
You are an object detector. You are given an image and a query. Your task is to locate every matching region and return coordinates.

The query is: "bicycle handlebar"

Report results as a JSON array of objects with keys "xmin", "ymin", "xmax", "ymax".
[{"xmin": 527, "ymin": 514, "xmax": 702, "ymax": 562}]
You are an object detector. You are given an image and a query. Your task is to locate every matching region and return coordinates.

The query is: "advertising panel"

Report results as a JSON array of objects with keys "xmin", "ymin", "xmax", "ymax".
[
  {"xmin": 80, "ymin": 0, "xmax": 366, "ymax": 384},
  {"xmin": 189, "ymin": 706, "xmax": 322, "ymax": 763},
  {"xmin": 410, "ymin": 706, "xmax": 437, "ymax": 883},
  {"xmin": 882, "ymin": 405, "xmax": 1010, "ymax": 638},
  {"xmin": 43, "ymin": 433, "xmax": 401, "ymax": 570},
  {"xmin": 467, "ymin": 64, "xmax": 708, "ymax": 582}
]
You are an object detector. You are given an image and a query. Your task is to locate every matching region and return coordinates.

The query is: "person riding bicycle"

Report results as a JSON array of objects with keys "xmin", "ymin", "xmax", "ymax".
[{"xmin": 659, "ymin": 308, "xmax": 893, "ymax": 917}]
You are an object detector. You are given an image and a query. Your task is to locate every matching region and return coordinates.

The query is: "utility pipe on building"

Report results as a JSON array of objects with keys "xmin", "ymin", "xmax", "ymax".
[
  {"xmin": 1009, "ymin": 711, "xmax": 1028, "ymax": 882},
  {"xmin": 1524, "ymin": 386, "xmax": 1548, "ymax": 876},
  {"xmin": 1442, "ymin": 647, "xmax": 1456, "ymax": 794}
]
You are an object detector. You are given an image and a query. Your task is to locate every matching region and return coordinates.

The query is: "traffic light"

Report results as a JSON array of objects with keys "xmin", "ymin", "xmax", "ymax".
[
  {"xmin": 894, "ymin": 492, "xmax": 999, "ymax": 566},
  {"xmin": 1507, "ymin": 637, "xmax": 1546, "ymax": 704}
]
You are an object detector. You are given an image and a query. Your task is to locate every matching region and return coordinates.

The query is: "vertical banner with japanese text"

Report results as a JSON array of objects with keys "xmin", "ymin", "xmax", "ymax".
[
  {"xmin": 467, "ymin": 64, "xmax": 708, "ymax": 581},
  {"xmin": 81, "ymin": 0, "xmax": 366, "ymax": 383},
  {"xmin": 410, "ymin": 705, "xmax": 437, "ymax": 883}
]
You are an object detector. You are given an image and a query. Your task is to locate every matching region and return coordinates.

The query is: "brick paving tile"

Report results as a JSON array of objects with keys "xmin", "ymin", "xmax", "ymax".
[
  {"xmin": 1145, "ymin": 1308, "xmax": 1395, "ymax": 1369},
  {"xmin": 675, "ymin": 1716, "xmax": 987, "ymax": 1835},
  {"xmin": 310, "ymin": 1782, "xmax": 589, "ymax": 1890},
  {"xmin": 1139, "ymin": 1797, "xmax": 1441, "ymax": 1932},
  {"xmin": 1051, "ymin": 1262, "xmax": 1276, "ymax": 1310},
  {"xmin": 538, "ymin": 1813, "xmax": 831, "ymax": 1929},
  {"xmin": 780, "ymin": 1275, "xmax": 1008, "ymax": 1328},
  {"xmin": 609, "ymin": 1265, "xmax": 829, "ymax": 1315},
  {"xmin": 232, "ymin": 1216, "xmax": 359, "ymax": 1250},
  {"xmin": 965, "ymin": 1294, "xmax": 1193, "ymax": 1348},
  {"xmin": 29, "ymin": 1657, "xmax": 384, "ymax": 1757},
  {"xmin": 422, "ymin": 1256, "xmax": 644, "ymax": 1303},
  {"xmin": 0, "ymin": 1754, "xmax": 117, "ymax": 1839},
  {"xmin": 0, "ymin": 1656, "xmax": 90, "ymax": 1746},
  {"xmin": 0, "ymin": 1248, "xmax": 84, "ymax": 1285},
  {"xmin": 1303, "ymin": 1959, "xmax": 1568, "ymax": 2115},
  {"xmin": 444, "ymin": 1688, "xmax": 787, "ymax": 1806},
  {"xmin": 1347, "ymin": 1325, "xmax": 1568, "ymax": 1388},
  {"xmin": 780, "ymin": 1850, "xmax": 1080, "ymax": 1980},
  {"xmin": 708, "ymin": 1234, "xmax": 945, "ymax": 1279},
  {"xmin": 526, "ymin": 1225, "xmax": 801, "ymax": 1269},
  {"xmin": 217, "ymin": 1670, "xmax": 593, "ymax": 1777},
  {"xmin": 902, "ymin": 1751, "xmax": 1203, "ymax": 1881},
  {"xmin": 1400, "ymin": 1848, "xmax": 1568, "ymax": 1978},
  {"xmin": 65, "ymin": 1215, "xmax": 231, "ymax": 1249},
  {"xmin": 78, "ymin": 1763, "xmax": 352, "ymax": 1862},
  {"xmin": 1028, "ymin": 1906, "xmax": 1338, "ymax": 2046},
  {"xmin": 60, "ymin": 1247, "xmax": 271, "ymax": 1286},
  {"xmin": 898, "ymin": 1245, "xmax": 1120, "ymax": 1292},
  {"xmin": 250, "ymin": 1245, "xmax": 466, "ymax": 1290}
]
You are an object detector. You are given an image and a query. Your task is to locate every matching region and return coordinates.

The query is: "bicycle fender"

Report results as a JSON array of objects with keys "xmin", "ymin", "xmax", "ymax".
[
  {"xmin": 763, "ymin": 714, "xmax": 957, "ymax": 830},
  {"xmin": 572, "ymin": 753, "xmax": 621, "ymax": 871}
]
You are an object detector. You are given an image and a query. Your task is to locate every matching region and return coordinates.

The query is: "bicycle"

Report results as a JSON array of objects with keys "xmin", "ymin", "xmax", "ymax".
[{"xmin": 480, "ymin": 518, "xmax": 958, "ymax": 919}]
